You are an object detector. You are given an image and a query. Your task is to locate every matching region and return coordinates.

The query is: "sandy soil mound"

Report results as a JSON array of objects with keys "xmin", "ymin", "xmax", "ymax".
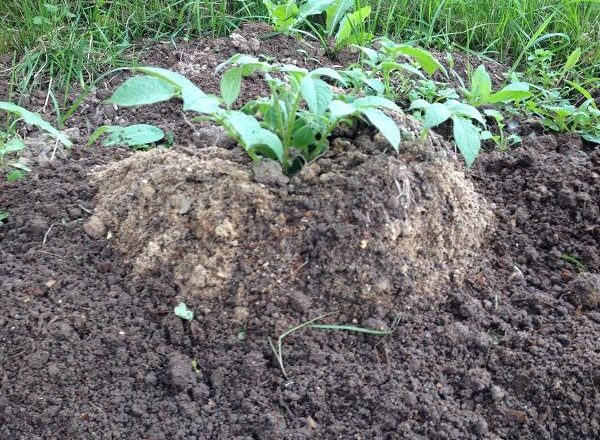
[{"xmin": 88, "ymin": 115, "xmax": 492, "ymax": 317}]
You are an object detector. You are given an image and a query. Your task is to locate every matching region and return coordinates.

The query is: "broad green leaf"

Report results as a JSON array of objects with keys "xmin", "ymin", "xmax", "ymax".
[
  {"xmin": 469, "ymin": 65, "xmax": 492, "ymax": 104},
  {"xmin": 363, "ymin": 78, "xmax": 385, "ymax": 95},
  {"xmin": 298, "ymin": 0, "xmax": 334, "ymax": 18},
  {"xmin": 224, "ymin": 111, "xmax": 284, "ymax": 161},
  {"xmin": 488, "ymin": 82, "xmax": 531, "ymax": 104},
  {"xmin": 353, "ymin": 96, "xmax": 399, "ymax": 111},
  {"xmin": 409, "ymin": 99, "xmax": 431, "ymax": 111},
  {"xmin": 293, "ymin": 123, "xmax": 316, "ymax": 149},
  {"xmin": 0, "ymin": 101, "xmax": 72, "ymax": 147},
  {"xmin": 582, "ymin": 132, "xmax": 600, "ymax": 144},
  {"xmin": 423, "ymin": 103, "xmax": 451, "ymax": 128},
  {"xmin": 134, "ymin": 66, "xmax": 212, "ymax": 113},
  {"xmin": 185, "ymin": 95, "xmax": 221, "ymax": 114},
  {"xmin": 379, "ymin": 61, "xmax": 425, "ymax": 79},
  {"xmin": 360, "ymin": 107, "xmax": 400, "ymax": 151},
  {"xmin": 310, "ymin": 67, "xmax": 346, "ymax": 85},
  {"xmin": 483, "ymin": 108, "xmax": 503, "ymax": 121},
  {"xmin": 300, "ymin": 76, "xmax": 332, "ymax": 116},
  {"xmin": 107, "ymin": 76, "xmax": 177, "ymax": 107},
  {"xmin": 389, "ymin": 44, "xmax": 446, "ymax": 76},
  {"xmin": 445, "ymin": 100, "xmax": 485, "ymax": 125},
  {"xmin": 102, "ymin": 124, "xmax": 165, "ymax": 147},
  {"xmin": 174, "ymin": 302, "xmax": 194, "ymax": 321},
  {"xmin": 329, "ymin": 99, "xmax": 355, "ymax": 118},
  {"xmin": 325, "ymin": 0, "xmax": 354, "ymax": 34},
  {"xmin": 356, "ymin": 45, "xmax": 380, "ymax": 64},
  {"xmin": 1, "ymin": 138, "xmax": 26, "ymax": 155},
  {"xmin": 452, "ymin": 116, "xmax": 481, "ymax": 167},
  {"xmin": 335, "ymin": 6, "xmax": 371, "ymax": 47},
  {"xmin": 221, "ymin": 67, "xmax": 243, "ymax": 108}
]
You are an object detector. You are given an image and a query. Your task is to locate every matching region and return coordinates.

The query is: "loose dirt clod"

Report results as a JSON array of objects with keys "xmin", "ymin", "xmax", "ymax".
[{"xmin": 89, "ymin": 117, "xmax": 491, "ymax": 316}]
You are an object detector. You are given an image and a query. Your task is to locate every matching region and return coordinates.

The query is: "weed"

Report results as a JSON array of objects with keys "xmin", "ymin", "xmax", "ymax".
[
  {"xmin": 0, "ymin": 101, "xmax": 72, "ymax": 180},
  {"xmin": 0, "ymin": 211, "xmax": 8, "ymax": 223},
  {"xmin": 481, "ymin": 109, "xmax": 522, "ymax": 151},
  {"xmin": 263, "ymin": 0, "xmax": 373, "ymax": 56},
  {"xmin": 174, "ymin": 302, "xmax": 194, "ymax": 321},
  {"xmin": 462, "ymin": 65, "xmax": 531, "ymax": 107},
  {"xmin": 560, "ymin": 254, "xmax": 587, "ymax": 272},
  {"xmin": 269, "ymin": 313, "xmax": 392, "ymax": 379}
]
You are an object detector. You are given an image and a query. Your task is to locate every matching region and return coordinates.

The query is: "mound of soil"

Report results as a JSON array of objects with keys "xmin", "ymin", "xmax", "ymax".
[
  {"xmin": 88, "ymin": 115, "xmax": 490, "ymax": 316},
  {"xmin": 1, "ymin": 25, "xmax": 599, "ymax": 440}
]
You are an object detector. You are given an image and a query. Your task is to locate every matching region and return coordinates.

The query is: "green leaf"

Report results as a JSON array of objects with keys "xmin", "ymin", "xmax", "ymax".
[
  {"xmin": 488, "ymin": 82, "xmax": 531, "ymax": 104},
  {"xmin": 363, "ymin": 78, "xmax": 385, "ymax": 95},
  {"xmin": 329, "ymin": 100, "xmax": 355, "ymax": 118},
  {"xmin": 1, "ymin": 137, "xmax": 26, "ymax": 155},
  {"xmin": 224, "ymin": 111, "xmax": 284, "ymax": 161},
  {"xmin": 469, "ymin": 65, "xmax": 492, "ymax": 105},
  {"xmin": 445, "ymin": 100, "xmax": 485, "ymax": 125},
  {"xmin": 293, "ymin": 123, "xmax": 316, "ymax": 149},
  {"xmin": 298, "ymin": 0, "xmax": 334, "ymax": 18},
  {"xmin": 582, "ymin": 132, "xmax": 600, "ymax": 144},
  {"xmin": 409, "ymin": 99, "xmax": 431, "ymax": 111},
  {"xmin": 310, "ymin": 67, "xmax": 346, "ymax": 85},
  {"xmin": 423, "ymin": 103, "xmax": 451, "ymax": 128},
  {"xmin": 483, "ymin": 108, "xmax": 503, "ymax": 121},
  {"xmin": 0, "ymin": 211, "xmax": 8, "ymax": 222},
  {"xmin": 221, "ymin": 67, "xmax": 243, "ymax": 108},
  {"xmin": 101, "ymin": 124, "xmax": 165, "ymax": 147},
  {"xmin": 133, "ymin": 66, "xmax": 215, "ymax": 114},
  {"xmin": 300, "ymin": 76, "xmax": 332, "ymax": 116},
  {"xmin": 561, "ymin": 47, "xmax": 581, "ymax": 75},
  {"xmin": 174, "ymin": 302, "xmax": 194, "ymax": 321},
  {"xmin": 108, "ymin": 76, "xmax": 177, "ymax": 107},
  {"xmin": 335, "ymin": 6, "xmax": 371, "ymax": 47},
  {"xmin": 388, "ymin": 44, "xmax": 446, "ymax": 76},
  {"xmin": 360, "ymin": 107, "xmax": 400, "ymax": 151},
  {"xmin": 263, "ymin": 0, "xmax": 299, "ymax": 30},
  {"xmin": 353, "ymin": 96, "xmax": 399, "ymax": 111},
  {"xmin": 452, "ymin": 116, "xmax": 481, "ymax": 167},
  {"xmin": 379, "ymin": 61, "xmax": 425, "ymax": 79},
  {"xmin": 325, "ymin": 0, "xmax": 354, "ymax": 34},
  {"xmin": 0, "ymin": 101, "xmax": 72, "ymax": 147}
]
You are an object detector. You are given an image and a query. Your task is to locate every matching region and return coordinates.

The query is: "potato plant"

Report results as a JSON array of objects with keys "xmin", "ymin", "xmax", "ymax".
[{"xmin": 101, "ymin": 57, "xmax": 401, "ymax": 174}]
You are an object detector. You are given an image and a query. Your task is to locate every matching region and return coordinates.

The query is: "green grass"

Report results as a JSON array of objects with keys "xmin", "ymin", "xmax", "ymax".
[{"xmin": 2, "ymin": 0, "xmax": 599, "ymax": 94}]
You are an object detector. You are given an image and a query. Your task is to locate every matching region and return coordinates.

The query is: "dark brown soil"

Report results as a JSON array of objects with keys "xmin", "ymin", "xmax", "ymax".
[{"xmin": 1, "ymin": 26, "xmax": 599, "ymax": 440}]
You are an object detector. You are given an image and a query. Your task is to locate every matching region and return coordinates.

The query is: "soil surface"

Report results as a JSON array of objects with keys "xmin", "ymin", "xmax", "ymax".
[{"xmin": 1, "ymin": 25, "xmax": 599, "ymax": 440}]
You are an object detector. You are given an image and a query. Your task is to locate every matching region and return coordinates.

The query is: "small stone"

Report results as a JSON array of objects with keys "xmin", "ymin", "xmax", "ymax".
[
  {"xmin": 168, "ymin": 353, "xmax": 197, "ymax": 391},
  {"xmin": 252, "ymin": 159, "xmax": 290, "ymax": 186},
  {"xmin": 287, "ymin": 290, "xmax": 312, "ymax": 313},
  {"xmin": 502, "ymin": 408, "xmax": 527, "ymax": 424},
  {"xmin": 137, "ymin": 182, "xmax": 156, "ymax": 199},
  {"xmin": 233, "ymin": 306, "xmax": 249, "ymax": 322},
  {"xmin": 490, "ymin": 385, "xmax": 506, "ymax": 402},
  {"xmin": 566, "ymin": 273, "xmax": 600, "ymax": 309},
  {"xmin": 463, "ymin": 368, "xmax": 492, "ymax": 393},
  {"xmin": 144, "ymin": 373, "xmax": 158, "ymax": 386},
  {"xmin": 84, "ymin": 216, "xmax": 106, "ymax": 239}
]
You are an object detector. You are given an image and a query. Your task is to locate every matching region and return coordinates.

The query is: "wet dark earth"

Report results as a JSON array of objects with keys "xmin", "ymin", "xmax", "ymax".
[{"xmin": 1, "ymin": 25, "xmax": 599, "ymax": 440}]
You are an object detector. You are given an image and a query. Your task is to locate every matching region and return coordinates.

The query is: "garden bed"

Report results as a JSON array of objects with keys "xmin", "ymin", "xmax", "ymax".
[{"xmin": 1, "ymin": 26, "xmax": 599, "ymax": 440}]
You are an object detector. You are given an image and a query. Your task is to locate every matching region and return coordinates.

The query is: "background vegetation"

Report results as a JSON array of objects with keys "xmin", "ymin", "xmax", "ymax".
[{"xmin": 2, "ymin": 0, "xmax": 599, "ymax": 93}]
